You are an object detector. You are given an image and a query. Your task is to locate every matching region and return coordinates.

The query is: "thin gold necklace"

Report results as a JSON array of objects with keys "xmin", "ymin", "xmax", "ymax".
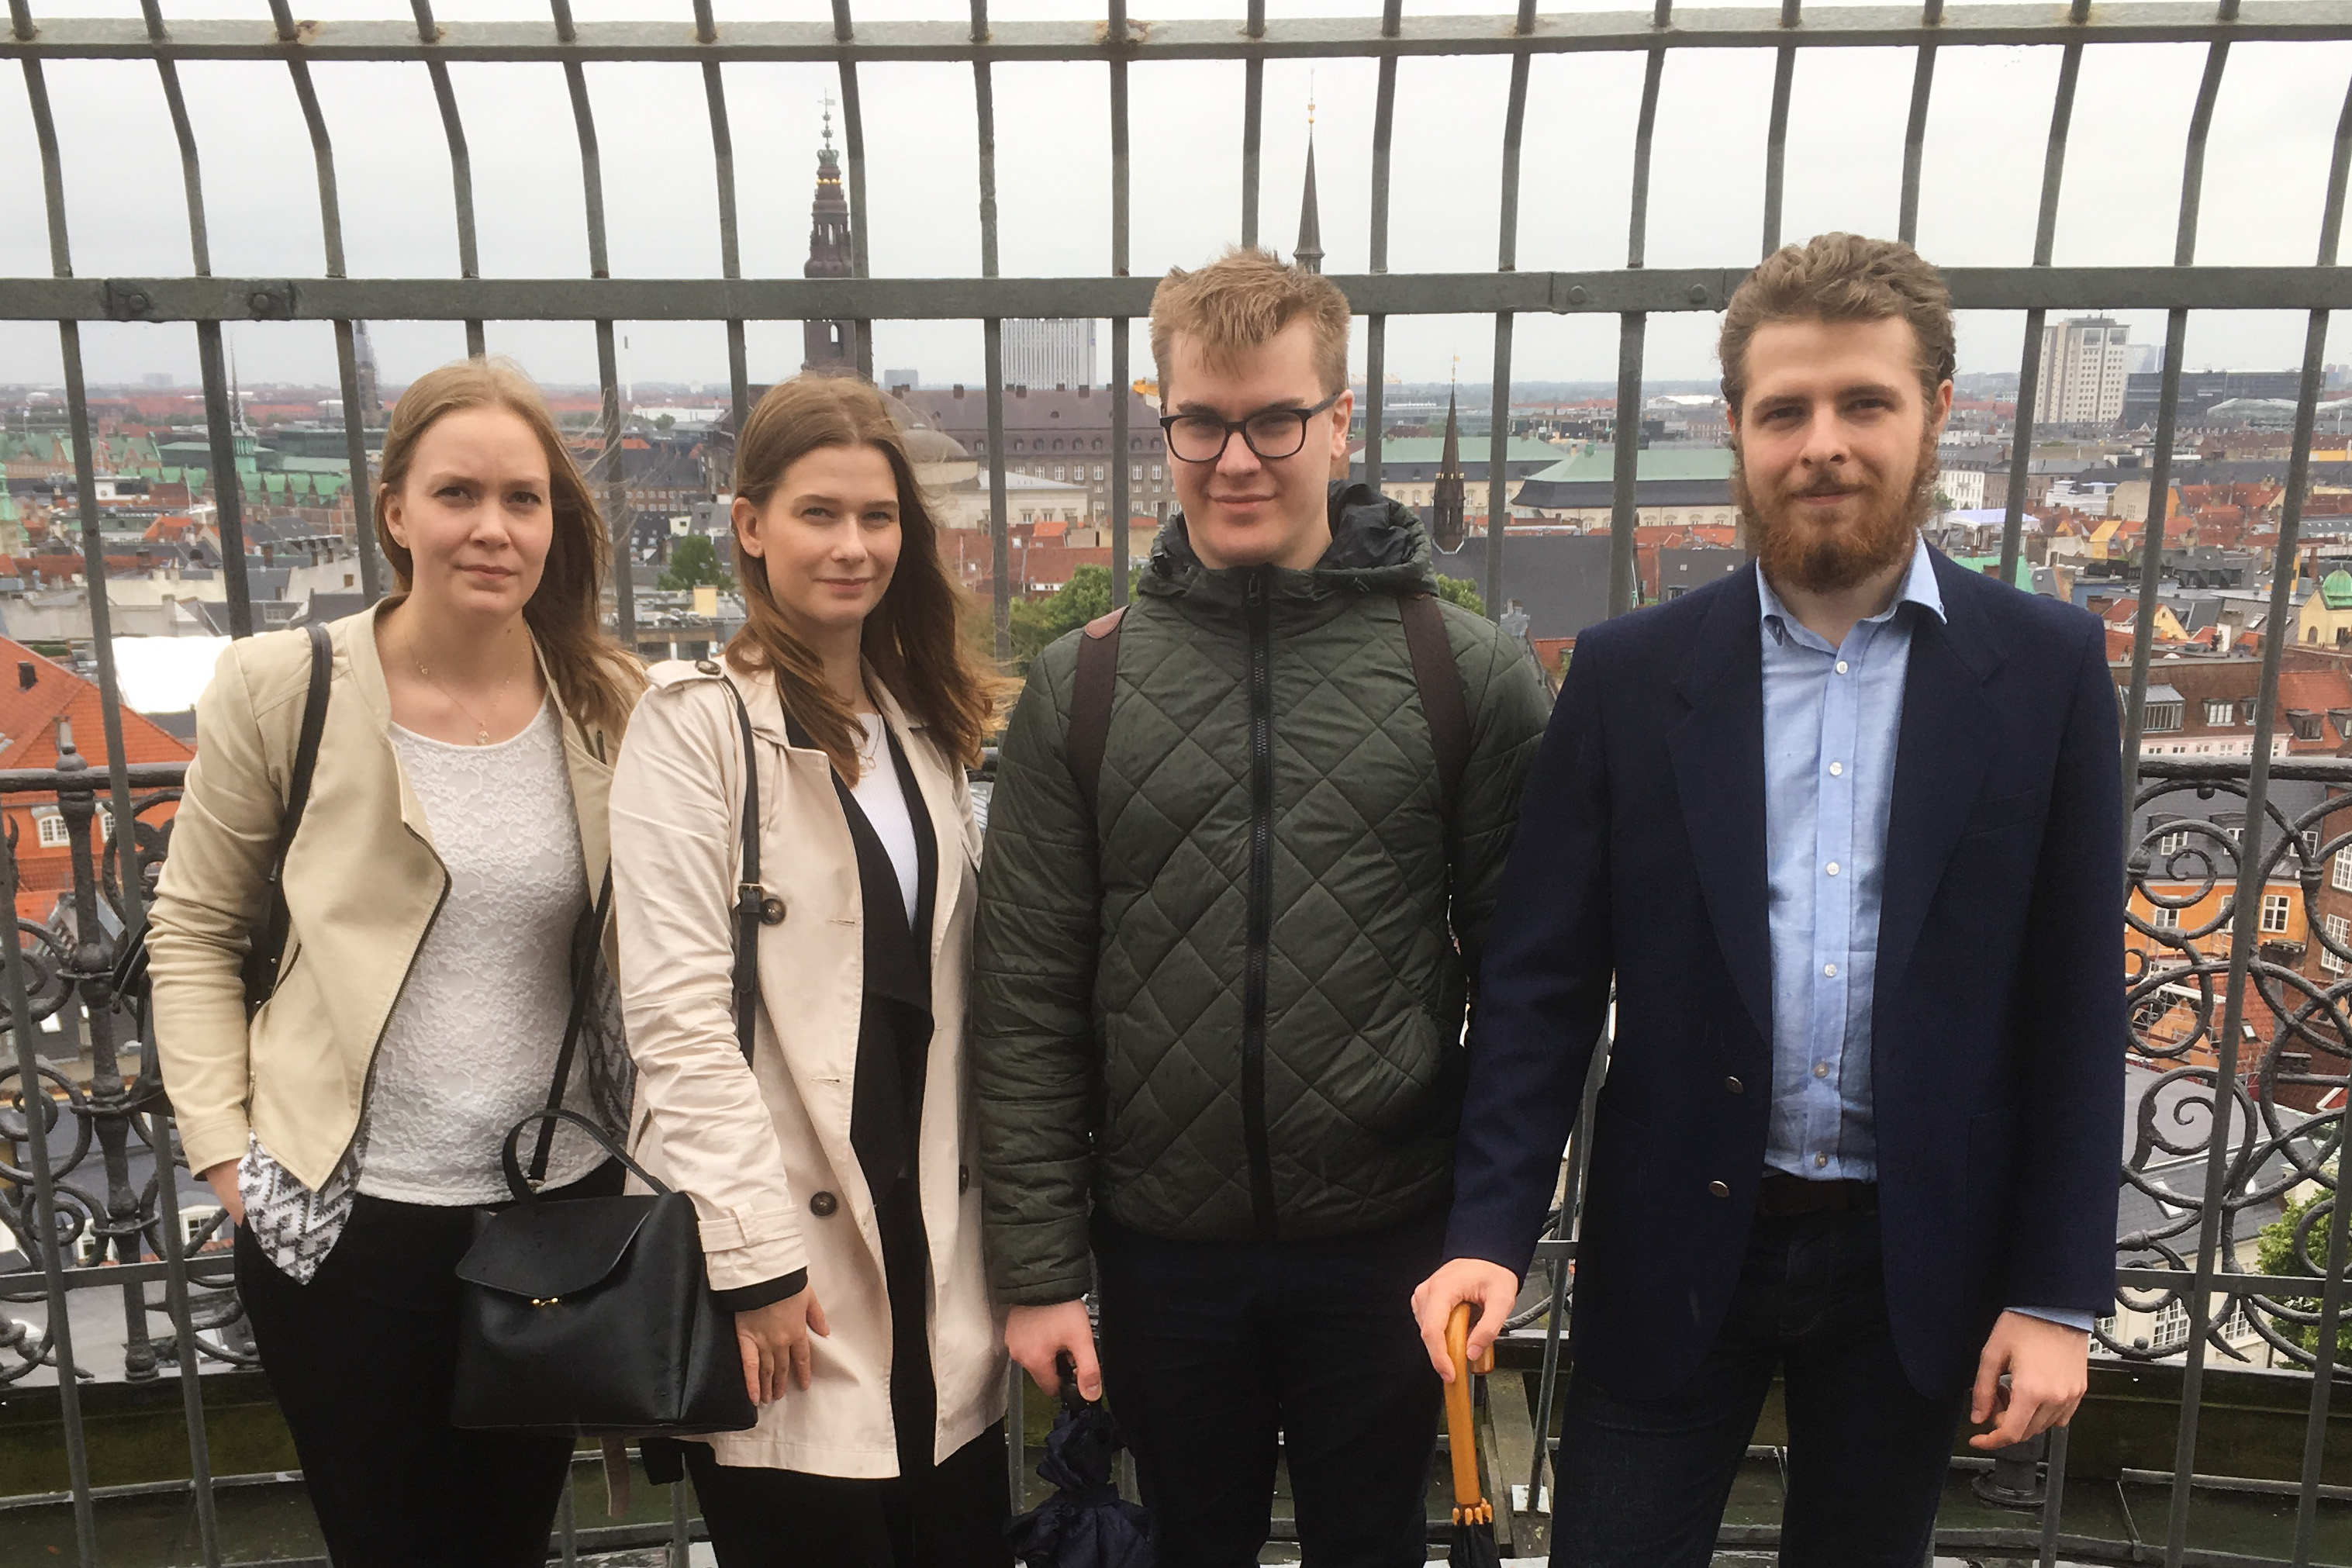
[{"xmin": 406, "ymin": 623, "xmax": 515, "ymax": 745}]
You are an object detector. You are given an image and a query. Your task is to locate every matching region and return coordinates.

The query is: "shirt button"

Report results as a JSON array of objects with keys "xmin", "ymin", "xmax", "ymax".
[
  {"xmin": 1829, "ymin": 762, "xmax": 1844, "ymax": 776},
  {"xmin": 1725, "ymin": 1076, "xmax": 1744, "ymax": 1094},
  {"xmin": 1825, "ymin": 862, "xmax": 1840, "ymax": 876},
  {"xmin": 1823, "ymin": 962, "xmax": 1838, "ymax": 978},
  {"xmin": 1814, "ymin": 1062, "xmax": 1829, "ymax": 1079},
  {"xmin": 1815, "ymin": 1152, "xmax": 1829, "ymax": 1169},
  {"xmin": 1708, "ymin": 1180, "xmax": 1731, "ymax": 1199},
  {"xmin": 1835, "ymin": 660, "xmax": 1850, "ymax": 674}
]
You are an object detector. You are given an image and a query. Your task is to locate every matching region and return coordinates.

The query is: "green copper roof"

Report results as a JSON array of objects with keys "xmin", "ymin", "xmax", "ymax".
[
  {"xmin": 1525, "ymin": 445, "xmax": 1737, "ymax": 482},
  {"xmin": 2323, "ymin": 568, "xmax": 2352, "ymax": 610},
  {"xmin": 1357, "ymin": 437, "xmax": 1565, "ymax": 466}
]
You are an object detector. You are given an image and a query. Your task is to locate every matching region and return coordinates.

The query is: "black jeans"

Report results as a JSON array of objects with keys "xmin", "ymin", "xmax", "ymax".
[
  {"xmin": 233, "ymin": 1162, "xmax": 620, "ymax": 1568},
  {"xmin": 1551, "ymin": 1206, "xmax": 1970, "ymax": 1568},
  {"xmin": 1092, "ymin": 1211, "xmax": 1445, "ymax": 1568},
  {"xmin": 683, "ymin": 1424, "xmax": 1011, "ymax": 1568}
]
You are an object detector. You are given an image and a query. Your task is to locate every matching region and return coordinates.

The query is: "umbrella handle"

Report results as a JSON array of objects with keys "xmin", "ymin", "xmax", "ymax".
[{"xmin": 1444, "ymin": 1301, "xmax": 1495, "ymax": 1525}]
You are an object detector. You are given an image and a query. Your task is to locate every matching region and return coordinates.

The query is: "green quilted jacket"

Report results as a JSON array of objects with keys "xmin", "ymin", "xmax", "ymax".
[{"xmin": 971, "ymin": 485, "xmax": 1553, "ymax": 1305}]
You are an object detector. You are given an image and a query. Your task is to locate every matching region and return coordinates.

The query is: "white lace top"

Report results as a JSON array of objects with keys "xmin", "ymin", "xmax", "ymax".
[{"xmin": 355, "ymin": 696, "xmax": 599, "ymax": 1203}]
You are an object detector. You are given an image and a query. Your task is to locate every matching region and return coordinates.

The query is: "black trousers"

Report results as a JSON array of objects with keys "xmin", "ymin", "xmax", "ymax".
[
  {"xmin": 233, "ymin": 1162, "xmax": 620, "ymax": 1568},
  {"xmin": 1550, "ymin": 1205, "xmax": 1971, "ymax": 1568},
  {"xmin": 686, "ymin": 1176, "xmax": 1010, "ymax": 1568},
  {"xmin": 1091, "ymin": 1211, "xmax": 1445, "ymax": 1568}
]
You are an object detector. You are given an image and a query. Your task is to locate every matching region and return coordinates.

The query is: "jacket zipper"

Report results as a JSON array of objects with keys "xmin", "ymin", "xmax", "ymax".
[{"xmin": 1242, "ymin": 569, "xmax": 1278, "ymax": 1240}]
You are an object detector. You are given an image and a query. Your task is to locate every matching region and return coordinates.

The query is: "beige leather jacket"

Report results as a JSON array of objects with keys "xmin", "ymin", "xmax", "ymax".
[
  {"xmin": 610, "ymin": 658, "xmax": 1004, "ymax": 1478},
  {"xmin": 147, "ymin": 604, "xmax": 631, "ymax": 1188}
]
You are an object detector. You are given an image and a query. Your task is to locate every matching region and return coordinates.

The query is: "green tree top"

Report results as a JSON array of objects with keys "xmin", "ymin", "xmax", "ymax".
[
  {"xmin": 1435, "ymin": 575, "xmax": 1485, "ymax": 619},
  {"xmin": 660, "ymin": 534, "xmax": 734, "ymax": 593}
]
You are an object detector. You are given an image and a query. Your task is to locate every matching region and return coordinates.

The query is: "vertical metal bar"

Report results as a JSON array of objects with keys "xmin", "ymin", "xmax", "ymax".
[
  {"xmin": 2285, "ymin": 73, "xmax": 2352, "ymax": 1568},
  {"xmin": 554, "ymin": 1, "xmax": 634, "ymax": 641},
  {"xmin": 1364, "ymin": 52, "xmax": 1398, "ymax": 492},
  {"xmin": 668, "ymin": 1469, "xmax": 690, "ymax": 1567},
  {"xmin": 701, "ymin": 54, "xmax": 748, "ymax": 467},
  {"xmin": 2155, "ymin": 43, "xmax": 2243, "ymax": 1568},
  {"xmin": 1998, "ymin": 40, "xmax": 2083, "ymax": 591},
  {"xmin": 412, "ymin": 0, "xmax": 485, "ymax": 357},
  {"xmin": 1609, "ymin": 46, "xmax": 1666, "ymax": 620},
  {"xmin": 2036, "ymin": 1423, "xmax": 2070, "ymax": 1568},
  {"xmin": 1761, "ymin": 50, "xmax": 1796, "ymax": 256},
  {"xmin": 1485, "ymin": 47, "xmax": 1532, "ymax": 616},
  {"xmin": 195, "ymin": 325, "xmax": 254, "ymax": 636},
  {"xmin": 1897, "ymin": 35, "xmax": 1936, "ymax": 247},
  {"xmin": 837, "ymin": 58, "xmax": 873, "ymax": 383},
  {"xmin": 975, "ymin": 32, "xmax": 1008, "ymax": 661},
  {"xmin": 144, "ymin": 0, "xmax": 211, "ymax": 277},
  {"xmin": 1110, "ymin": 21, "xmax": 1131, "ymax": 609},
  {"xmin": 1242, "ymin": 57, "xmax": 1263, "ymax": 250},
  {"xmin": 336, "ymin": 324, "xmax": 384, "ymax": 602}
]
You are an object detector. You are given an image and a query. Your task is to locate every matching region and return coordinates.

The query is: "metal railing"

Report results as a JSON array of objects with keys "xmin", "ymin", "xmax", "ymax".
[{"xmin": 0, "ymin": 2, "xmax": 2349, "ymax": 1565}]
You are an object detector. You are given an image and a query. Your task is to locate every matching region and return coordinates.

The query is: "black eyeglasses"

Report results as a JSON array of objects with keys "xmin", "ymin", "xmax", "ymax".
[{"xmin": 1159, "ymin": 390, "xmax": 1344, "ymax": 465}]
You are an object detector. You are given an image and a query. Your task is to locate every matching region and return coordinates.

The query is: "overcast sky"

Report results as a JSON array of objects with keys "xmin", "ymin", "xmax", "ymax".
[{"xmin": 5, "ymin": 0, "xmax": 2350, "ymax": 397}]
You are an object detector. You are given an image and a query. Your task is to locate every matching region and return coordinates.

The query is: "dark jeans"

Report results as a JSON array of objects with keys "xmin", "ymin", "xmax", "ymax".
[
  {"xmin": 1552, "ymin": 1205, "xmax": 1970, "ymax": 1568},
  {"xmin": 683, "ymin": 1423, "xmax": 1011, "ymax": 1568},
  {"xmin": 1092, "ymin": 1211, "xmax": 1445, "ymax": 1568},
  {"xmin": 233, "ymin": 1162, "xmax": 621, "ymax": 1567}
]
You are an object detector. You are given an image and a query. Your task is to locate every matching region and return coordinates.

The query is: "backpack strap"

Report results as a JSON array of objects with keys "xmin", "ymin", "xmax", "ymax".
[
  {"xmin": 240, "ymin": 621, "xmax": 333, "ymax": 1017},
  {"xmin": 1065, "ymin": 606, "xmax": 1127, "ymax": 818},
  {"xmin": 1400, "ymin": 592, "xmax": 1470, "ymax": 818},
  {"xmin": 715, "ymin": 672, "xmax": 765, "ymax": 1068}
]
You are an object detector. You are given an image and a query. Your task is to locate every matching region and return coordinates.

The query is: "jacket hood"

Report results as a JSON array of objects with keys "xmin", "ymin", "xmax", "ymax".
[{"xmin": 1139, "ymin": 482, "xmax": 1438, "ymax": 611}]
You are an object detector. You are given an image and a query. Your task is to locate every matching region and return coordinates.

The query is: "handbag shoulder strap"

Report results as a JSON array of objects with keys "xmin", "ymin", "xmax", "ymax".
[
  {"xmin": 526, "ymin": 865, "xmax": 616, "ymax": 1183},
  {"xmin": 716, "ymin": 672, "xmax": 763, "ymax": 1068},
  {"xmin": 243, "ymin": 621, "xmax": 333, "ymax": 1014}
]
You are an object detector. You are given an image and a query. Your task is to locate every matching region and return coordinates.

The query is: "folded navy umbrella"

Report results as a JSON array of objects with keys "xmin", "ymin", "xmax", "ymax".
[{"xmin": 1005, "ymin": 1353, "xmax": 1155, "ymax": 1568}]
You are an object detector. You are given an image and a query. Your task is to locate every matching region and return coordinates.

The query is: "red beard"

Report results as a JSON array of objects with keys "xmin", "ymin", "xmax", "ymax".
[{"xmin": 1735, "ymin": 427, "xmax": 1937, "ymax": 595}]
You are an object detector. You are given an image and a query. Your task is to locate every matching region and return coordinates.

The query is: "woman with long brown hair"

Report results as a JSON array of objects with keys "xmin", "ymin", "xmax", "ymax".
[
  {"xmin": 147, "ymin": 357, "xmax": 643, "ymax": 1562},
  {"xmin": 609, "ymin": 374, "xmax": 1006, "ymax": 1566}
]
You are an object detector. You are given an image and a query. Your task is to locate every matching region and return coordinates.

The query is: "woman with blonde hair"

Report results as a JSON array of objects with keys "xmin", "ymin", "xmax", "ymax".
[
  {"xmin": 147, "ymin": 357, "xmax": 644, "ymax": 1563},
  {"xmin": 610, "ymin": 374, "xmax": 1007, "ymax": 1566}
]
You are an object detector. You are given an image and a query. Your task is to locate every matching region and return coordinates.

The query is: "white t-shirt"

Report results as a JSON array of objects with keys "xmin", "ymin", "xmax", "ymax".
[{"xmin": 850, "ymin": 713, "xmax": 921, "ymax": 927}]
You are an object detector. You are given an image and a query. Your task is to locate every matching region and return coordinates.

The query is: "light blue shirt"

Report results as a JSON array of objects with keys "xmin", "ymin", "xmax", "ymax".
[
  {"xmin": 1757, "ymin": 536, "xmax": 1939, "ymax": 1184},
  {"xmin": 1756, "ymin": 537, "xmax": 2090, "ymax": 1334}
]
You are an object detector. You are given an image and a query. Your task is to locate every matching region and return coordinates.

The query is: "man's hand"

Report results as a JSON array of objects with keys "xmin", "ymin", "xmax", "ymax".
[
  {"xmin": 1006, "ymin": 1299, "xmax": 1100, "ymax": 1400},
  {"xmin": 199, "ymin": 1160, "xmax": 244, "ymax": 1228},
  {"xmin": 735, "ymin": 1287, "xmax": 831, "ymax": 1404},
  {"xmin": 1411, "ymin": 1258, "xmax": 1521, "ymax": 1384},
  {"xmin": 1969, "ymin": 1310, "xmax": 2088, "ymax": 1451}
]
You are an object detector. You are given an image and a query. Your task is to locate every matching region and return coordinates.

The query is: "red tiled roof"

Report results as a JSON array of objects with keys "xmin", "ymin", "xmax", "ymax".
[{"xmin": 0, "ymin": 636, "xmax": 195, "ymax": 771}]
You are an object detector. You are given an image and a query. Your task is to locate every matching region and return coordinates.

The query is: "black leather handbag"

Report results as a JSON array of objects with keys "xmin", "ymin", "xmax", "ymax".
[
  {"xmin": 450, "ymin": 672, "xmax": 773, "ymax": 1437},
  {"xmin": 449, "ymin": 1108, "xmax": 756, "ymax": 1435}
]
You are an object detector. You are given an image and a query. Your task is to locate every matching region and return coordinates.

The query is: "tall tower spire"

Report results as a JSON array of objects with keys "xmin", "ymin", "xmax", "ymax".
[
  {"xmin": 803, "ymin": 94, "xmax": 857, "ymax": 372},
  {"xmin": 1293, "ymin": 97, "xmax": 1324, "ymax": 275},
  {"xmin": 1428, "ymin": 378, "xmax": 1467, "ymax": 551}
]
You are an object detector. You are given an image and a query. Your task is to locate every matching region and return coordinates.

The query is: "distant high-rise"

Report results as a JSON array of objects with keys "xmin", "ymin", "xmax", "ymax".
[
  {"xmin": 803, "ymin": 103, "xmax": 857, "ymax": 373},
  {"xmin": 2034, "ymin": 316, "xmax": 2129, "ymax": 426},
  {"xmin": 882, "ymin": 368, "xmax": 922, "ymax": 391},
  {"xmin": 353, "ymin": 320, "xmax": 382, "ymax": 418},
  {"xmin": 1003, "ymin": 321, "xmax": 1097, "ymax": 389}
]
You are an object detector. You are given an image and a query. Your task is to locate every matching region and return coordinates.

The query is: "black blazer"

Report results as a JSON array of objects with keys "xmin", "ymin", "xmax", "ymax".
[{"xmin": 1444, "ymin": 552, "xmax": 2125, "ymax": 1399}]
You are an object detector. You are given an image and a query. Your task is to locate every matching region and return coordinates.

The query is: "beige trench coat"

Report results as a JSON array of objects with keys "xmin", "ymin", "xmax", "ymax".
[
  {"xmin": 609, "ymin": 658, "xmax": 1004, "ymax": 1478},
  {"xmin": 147, "ymin": 603, "xmax": 627, "ymax": 1189}
]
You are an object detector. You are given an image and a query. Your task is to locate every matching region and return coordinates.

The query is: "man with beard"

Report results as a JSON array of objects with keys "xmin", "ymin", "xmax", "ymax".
[{"xmin": 1412, "ymin": 233, "xmax": 2123, "ymax": 1566}]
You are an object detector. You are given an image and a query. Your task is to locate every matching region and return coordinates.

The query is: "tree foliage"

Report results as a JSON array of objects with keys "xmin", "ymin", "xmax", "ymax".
[
  {"xmin": 2255, "ymin": 1166, "xmax": 2351, "ymax": 1360},
  {"xmin": 1007, "ymin": 564, "xmax": 1137, "ymax": 672},
  {"xmin": 659, "ymin": 534, "xmax": 734, "ymax": 592},
  {"xmin": 1435, "ymin": 574, "xmax": 1485, "ymax": 618}
]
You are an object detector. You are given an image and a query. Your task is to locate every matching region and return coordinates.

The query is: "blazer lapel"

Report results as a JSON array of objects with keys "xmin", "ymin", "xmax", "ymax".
[
  {"xmin": 1874, "ymin": 558, "xmax": 2005, "ymax": 1013},
  {"xmin": 1666, "ymin": 568, "xmax": 1776, "ymax": 1052}
]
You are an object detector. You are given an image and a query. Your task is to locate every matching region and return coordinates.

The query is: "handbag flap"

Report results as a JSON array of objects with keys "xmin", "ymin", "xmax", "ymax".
[{"xmin": 454, "ymin": 1193, "xmax": 662, "ymax": 1300}]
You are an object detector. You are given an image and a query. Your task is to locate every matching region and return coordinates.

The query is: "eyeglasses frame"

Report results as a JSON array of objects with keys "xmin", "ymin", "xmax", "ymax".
[{"xmin": 1159, "ymin": 389, "xmax": 1347, "ymax": 465}]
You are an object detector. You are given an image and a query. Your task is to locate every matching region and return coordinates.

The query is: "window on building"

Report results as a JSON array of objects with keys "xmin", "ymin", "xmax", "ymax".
[
  {"xmin": 2325, "ymin": 914, "xmax": 2349, "ymax": 974},
  {"xmin": 1093, "ymin": 467, "xmax": 1103, "ymax": 481},
  {"xmin": 2150, "ymin": 903, "xmax": 2181, "ymax": 931},
  {"xmin": 35, "ymin": 813, "xmax": 67, "ymax": 848},
  {"xmin": 2143, "ymin": 699, "xmax": 2184, "ymax": 733},
  {"xmin": 1054, "ymin": 467, "xmax": 1066, "ymax": 481},
  {"xmin": 2289, "ymin": 710, "xmax": 2323, "ymax": 741},
  {"xmin": 2156, "ymin": 826, "xmax": 2191, "ymax": 858},
  {"xmin": 2150, "ymin": 1299, "xmax": 2191, "ymax": 1352},
  {"xmin": 2262, "ymin": 893, "xmax": 2291, "ymax": 934},
  {"xmin": 1151, "ymin": 465, "xmax": 1163, "ymax": 481},
  {"xmin": 2333, "ymin": 847, "xmax": 2352, "ymax": 893},
  {"xmin": 2206, "ymin": 699, "xmax": 2235, "ymax": 727},
  {"xmin": 1131, "ymin": 465, "xmax": 1142, "ymax": 481}
]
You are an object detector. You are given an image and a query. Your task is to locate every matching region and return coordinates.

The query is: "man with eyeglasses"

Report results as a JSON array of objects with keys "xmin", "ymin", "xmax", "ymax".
[{"xmin": 971, "ymin": 247, "xmax": 1550, "ymax": 1565}]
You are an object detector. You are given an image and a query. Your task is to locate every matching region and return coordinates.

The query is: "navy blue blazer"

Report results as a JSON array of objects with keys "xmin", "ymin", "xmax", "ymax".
[{"xmin": 1445, "ymin": 551, "xmax": 2125, "ymax": 1400}]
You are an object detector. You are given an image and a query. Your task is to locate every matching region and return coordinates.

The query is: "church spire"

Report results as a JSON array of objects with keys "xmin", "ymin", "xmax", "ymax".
[
  {"xmin": 803, "ymin": 93, "xmax": 857, "ymax": 371},
  {"xmin": 1293, "ymin": 98, "xmax": 1324, "ymax": 275},
  {"xmin": 1428, "ymin": 378, "xmax": 1468, "ymax": 551}
]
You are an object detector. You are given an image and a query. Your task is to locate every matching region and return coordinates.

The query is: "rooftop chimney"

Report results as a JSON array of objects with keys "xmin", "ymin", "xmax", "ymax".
[{"xmin": 16, "ymin": 661, "xmax": 32, "ymax": 692}]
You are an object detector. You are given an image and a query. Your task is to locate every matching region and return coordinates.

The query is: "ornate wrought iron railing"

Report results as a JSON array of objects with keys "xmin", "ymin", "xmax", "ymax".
[{"xmin": 2, "ymin": 1, "xmax": 2350, "ymax": 1564}]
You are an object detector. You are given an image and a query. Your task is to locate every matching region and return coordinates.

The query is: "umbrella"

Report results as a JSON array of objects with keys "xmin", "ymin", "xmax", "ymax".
[
  {"xmin": 1443, "ymin": 1301, "xmax": 1503, "ymax": 1568},
  {"xmin": 1006, "ymin": 1352, "xmax": 1156, "ymax": 1568}
]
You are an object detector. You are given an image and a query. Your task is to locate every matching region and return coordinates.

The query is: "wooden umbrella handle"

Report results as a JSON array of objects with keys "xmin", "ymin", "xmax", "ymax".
[{"xmin": 1444, "ymin": 1301, "xmax": 1494, "ymax": 1522}]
